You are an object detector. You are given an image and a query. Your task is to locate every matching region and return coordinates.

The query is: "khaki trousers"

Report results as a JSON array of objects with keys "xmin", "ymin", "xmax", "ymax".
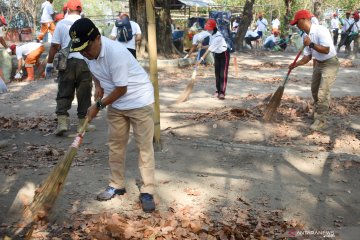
[
  {"xmin": 38, "ymin": 22, "xmax": 56, "ymax": 41},
  {"xmin": 311, "ymin": 56, "xmax": 339, "ymax": 120},
  {"xmin": 107, "ymin": 104, "xmax": 155, "ymax": 194}
]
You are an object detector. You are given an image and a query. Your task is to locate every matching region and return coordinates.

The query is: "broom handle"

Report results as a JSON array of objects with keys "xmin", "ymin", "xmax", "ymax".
[
  {"xmin": 283, "ymin": 45, "xmax": 305, "ymax": 86},
  {"xmin": 78, "ymin": 117, "xmax": 89, "ymax": 135}
]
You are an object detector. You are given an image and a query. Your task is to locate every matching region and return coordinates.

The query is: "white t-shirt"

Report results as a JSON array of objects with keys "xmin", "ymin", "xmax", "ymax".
[
  {"xmin": 52, "ymin": 14, "xmax": 83, "ymax": 60},
  {"xmin": 208, "ymin": 32, "xmax": 227, "ymax": 53},
  {"xmin": 256, "ymin": 18, "xmax": 268, "ymax": 32},
  {"xmin": 192, "ymin": 31, "xmax": 211, "ymax": 45},
  {"xmin": 341, "ymin": 18, "xmax": 354, "ymax": 32},
  {"xmin": 263, "ymin": 35, "xmax": 278, "ymax": 45},
  {"xmin": 331, "ymin": 18, "xmax": 340, "ymax": 29},
  {"xmin": 40, "ymin": 1, "xmax": 54, "ymax": 23},
  {"xmin": 272, "ymin": 19, "xmax": 280, "ymax": 29},
  {"xmin": 351, "ymin": 21, "xmax": 360, "ymax": 33},
  {"xmin": 110, "ymin": 21, "xmax": 142, "ymax": 50},
  {"xmin": 0, "ymin": 26, "xmax": 3, "ymax": 37},
  {"xmin": 15, "ymin": 42, "xmax": 42, "ymax": 59},
  {"xmin": 85, "ymin": 36, "xmax": 154, "ymax": 110},
  {"xmin": 245, "ymin": 30, "xmax": 258, "ymax": 38},
  {"xmin": 303, "ymin": 24, "xmax": 337, "ymax": 61}
]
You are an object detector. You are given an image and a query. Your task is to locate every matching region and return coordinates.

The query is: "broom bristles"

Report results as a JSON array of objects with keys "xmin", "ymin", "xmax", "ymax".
[
  {"xmin": 176, "ymin": 68, "xmax": 197, "ymax": 103},
  {"xmin": 263, "ymin": 86, "xmax": 285, "ymax": 122}
]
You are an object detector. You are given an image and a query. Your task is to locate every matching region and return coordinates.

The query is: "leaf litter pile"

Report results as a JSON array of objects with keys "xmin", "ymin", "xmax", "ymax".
[
  {"xmin": 0, "ymin": 115, "xmax": 56, "ymax": 132},
  {"xmin": 22, "ymin": 203, "xmax": 304, "ymax": 239}
]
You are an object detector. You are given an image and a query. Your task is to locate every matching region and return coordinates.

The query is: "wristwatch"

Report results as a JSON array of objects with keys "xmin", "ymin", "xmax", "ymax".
[
  {"xmin": 309, "ymin": 42, "xmax": 315, "ymax": 49},
  {"xmin": 96, "ymin": 99, "xmax": 106, "ymax": 110}
]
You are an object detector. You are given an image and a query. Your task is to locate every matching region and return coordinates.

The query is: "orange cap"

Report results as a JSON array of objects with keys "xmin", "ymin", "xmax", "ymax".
[{"xmin": 67, "ymin": 0, "xmax": 82, "ymax": 11}]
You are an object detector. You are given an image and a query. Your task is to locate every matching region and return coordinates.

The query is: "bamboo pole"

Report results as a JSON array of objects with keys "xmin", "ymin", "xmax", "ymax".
[{"xmin": 146, "ymin": 0, "xmax": 162, "ymax": 151}]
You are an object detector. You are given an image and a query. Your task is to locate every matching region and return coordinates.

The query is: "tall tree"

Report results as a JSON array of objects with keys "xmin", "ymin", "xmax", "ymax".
[
  {"xmin": 130, "ymin": 0, "xmax": 180, "ymax": 57},
  {"xmin": 283, "ymin": 0, "xmax": 293, "ymax": 32},
  {"xmin": 234, "ymin": 0, "xmax": 255, "ymax": 51}
]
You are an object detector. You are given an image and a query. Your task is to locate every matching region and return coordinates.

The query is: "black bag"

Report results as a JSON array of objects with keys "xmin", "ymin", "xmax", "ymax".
[{"xmin": 115, "ymin": 16, "xmax": 133, "ymax": 42}]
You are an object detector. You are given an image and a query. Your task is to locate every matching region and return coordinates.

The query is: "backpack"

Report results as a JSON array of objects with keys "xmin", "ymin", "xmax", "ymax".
[{"xmin": 115, "ymin": 16, "xmax": 133, "ymax": 42}]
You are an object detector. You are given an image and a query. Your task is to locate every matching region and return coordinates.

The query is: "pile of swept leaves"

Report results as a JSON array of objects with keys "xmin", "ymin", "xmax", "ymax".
[
  {"xmin": 0, "ymin": 115, "xmax": 56, "ymax": 132},
  {"xmin": 187, "ymin": 95, "xmax": 360, "ymax": 123},
  {"xmin": 27, "ymin": 204, "xmax": 303, "ymax": 240}
]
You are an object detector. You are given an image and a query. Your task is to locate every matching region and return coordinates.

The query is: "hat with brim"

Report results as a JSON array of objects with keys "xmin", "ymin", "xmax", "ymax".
[
  {"xmin": 290, "ymin": 9, "xmax": 312, "ymax": 25},
  {"xmin": 69, "ymin": 18, "xmax": 100, "ymax": 52}
]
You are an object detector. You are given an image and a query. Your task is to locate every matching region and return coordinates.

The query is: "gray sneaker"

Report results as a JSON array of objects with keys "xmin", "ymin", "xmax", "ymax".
[{"xmin": 96, "ymin": 186, "xmax": 126, "ymax": 201}]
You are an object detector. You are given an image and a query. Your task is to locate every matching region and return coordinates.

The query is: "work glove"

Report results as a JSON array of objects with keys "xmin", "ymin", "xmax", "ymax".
[
  {"xmin": 14, "ymin": 70, "xmax": 23, "ymax": 80},
  {"xmin": 45, "ymin": 63, "xmax": 54, "ymax": 78},
  {"xmin": 183, "ymin": 54, "xmax": 189, "ymax": 59}
]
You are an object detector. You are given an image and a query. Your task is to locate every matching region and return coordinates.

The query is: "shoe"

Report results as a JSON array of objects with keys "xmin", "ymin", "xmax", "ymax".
[
  {"xmin": 310, "ymin": 119, "xmax": 326, "ymax": 131},
  {"xmin": 218, "ymin": 93, "xmax": 225, "ymax": 100},
  {"xmin": 139, "ymin": 193, "xmax": 155, "ymax": 213},
  {"xmin": 96, "ymin": 186, "xmax": 126, "ymax": 201},
  {"xmin": 55, "ymin": 115, "xmax": 69, "ymax": 136},
  {"xmin": 213, "ymin": 91, "xmax": 219, "ymax": 98}
]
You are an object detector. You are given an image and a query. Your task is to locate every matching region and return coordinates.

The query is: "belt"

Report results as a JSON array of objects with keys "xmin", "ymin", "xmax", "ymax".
[{"xmin": 316, "ymin": 56, "xmax": 338, "ymax": 63}]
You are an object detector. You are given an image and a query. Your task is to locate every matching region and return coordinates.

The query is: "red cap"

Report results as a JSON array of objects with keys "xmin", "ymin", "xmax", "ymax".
[
  {"xmin": 204, "ymin": 19, "xmax": 217, "ymax": 30},
  {"xmin": 67, "ymin": 0, "xmax": 82, "ymax": 11},
  {"xmin": 55, "ymin": 13, "xmax": 64, "ymax": 22},
  {"xmin": 10, "ymin": 44, "xmax": 16, "ymax": 52},
  {"xmin": 290, "ymin": 10, "xmax": 312, "ymax": 25},
  {"xmin": 63, "ymin": 3, "xmax": 68, "ymax": 12},
  {"xmin": 354, "ymin": 11, "xmax": 359, "ymax": 20},
  {"xmin": 333, "ymin": 13, "xmax": 338, "ymax": 17},
  {"xmin": 0, "ymin": 16, "xmax": 7, "ymax": 25}
]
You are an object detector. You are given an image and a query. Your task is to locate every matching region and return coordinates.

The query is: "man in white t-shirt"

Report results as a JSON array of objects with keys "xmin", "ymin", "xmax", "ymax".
[
  {"xmin": 110, "ymin": 13, "xmax": 142, "ymax": 58},
  {"xmin": 289, "ymin": 9, "xmax": 339, "ymax": 131},
  {"xmin": 183, "ymin": 25, "xmax": 213, "ymax": 65},
  {"xmin": 37, "ymin": 0, "xmax": 55, "ymax": 42},
  {"xmin": 46, "ymin": 0, "xmax": 94, "ymax": 136},
  {"xmin": 271, "ymin": 16, "xmax": 280, "ymax": 33},
  {"xmin": 263, "ymin": 31, "xmax": 279, "ymax": 50},
  {"xmin": 338, "ymin": 10, "xmax": 354, "ymax": 53},
  {"xmin": 10, "ymin": 42, "xmax": 44, "ymax": 81},
  {"xmin": 69, "ymin": 18, "xmax": 156, "ymax": 213},
  {"xmin": 256, "ymin": 13, "xmax": 268, "ymax": 37}
]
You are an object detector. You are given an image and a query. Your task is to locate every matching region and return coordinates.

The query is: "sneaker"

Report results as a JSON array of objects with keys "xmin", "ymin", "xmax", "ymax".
[
  {"xmin": 139, "ymin": 193, "xmax": 155, "ymax": 213},
  {"xmin": 213, "ymin": 91, "xmax": 219, "ymax": 98},
  {"xmin": 218, "ymin": 93, "xmax": 225, "ymax": 100},
  {"xmin": 96, "ymin": 186, "xmax": 126, "ymax": 201},
  {"xmin": 310, "ymin": 119, "xmax": 326, "ymax": 131}
]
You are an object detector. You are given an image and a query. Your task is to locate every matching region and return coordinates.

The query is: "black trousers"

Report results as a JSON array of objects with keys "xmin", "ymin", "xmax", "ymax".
[
  {"xmin": 214, "ymin": 49, "xmax": 230, "ymax": 95},
  {"xmin": 332, "ymin": 29, "xmax": 339, "ymax": 46},
  {"xmin": 56, "ymin": 58, "xmax": 93, "ymax": 118},
  {"xmin": 245, "ymin": 36, "xmax": 260, "ymax": 47}
]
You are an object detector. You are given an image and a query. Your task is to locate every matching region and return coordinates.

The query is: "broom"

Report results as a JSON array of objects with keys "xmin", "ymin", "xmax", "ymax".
[
  {"xmin": 176, "ymin": 66, "xmax": 198, "ymax": 103},
  {"xmin": 263, "ymin": 46, "xmax": 305, "ymax": 122},
  {"xmin": 18, "ymin": 118, "xmax": 89, "ymax": 235}
]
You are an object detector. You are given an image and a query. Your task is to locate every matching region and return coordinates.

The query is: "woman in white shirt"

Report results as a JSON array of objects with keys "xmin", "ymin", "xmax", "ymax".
[{"xmin": 196, "ymin": 19, "xmax": 229, "ymax": 100}]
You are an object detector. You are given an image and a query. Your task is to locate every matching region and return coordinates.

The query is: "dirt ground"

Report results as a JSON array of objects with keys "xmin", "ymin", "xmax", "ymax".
[{"xmin": 0, "ymin": 49, "xmax": 360, "ymax": 239}]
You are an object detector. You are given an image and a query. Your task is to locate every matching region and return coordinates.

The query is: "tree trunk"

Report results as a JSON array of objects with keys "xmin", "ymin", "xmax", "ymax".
[
  {"xmin": 129, "ymin": 0, "xmax": 180, "ymax": 58},
  {"xmin": 283, "ymin": 0, "xmax": 293, "ymax": 32},
  {"xmin": 234, "ymin": 0, "xmax": 255, "ymax": 51}
]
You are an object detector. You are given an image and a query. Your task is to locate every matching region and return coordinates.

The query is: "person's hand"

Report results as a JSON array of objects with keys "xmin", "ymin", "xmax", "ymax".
[
  {"xmin": 94, "ymin": 85, "xmax": 104, "ymax": 100},
  {"xmin": 288, "ymin": 63, "xmax": 297, "ymax": 70},
  {"xmin": 45, "ymin": 63, "xmax": 54, "ymax": 78},
  {"xmin": 183, "ymin": 54, "xmax": 189, "ymax": 59},
  {"xmin": 303, "ymin": 36, "xmax": 311, "ymax": 46},
  {"xmin": 6, "ymin": 48, "xmax": 11, "ymax": 55},
  {"xmin": 86, "ymin": 104, "xmax": 99, "ymax": 122}
]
